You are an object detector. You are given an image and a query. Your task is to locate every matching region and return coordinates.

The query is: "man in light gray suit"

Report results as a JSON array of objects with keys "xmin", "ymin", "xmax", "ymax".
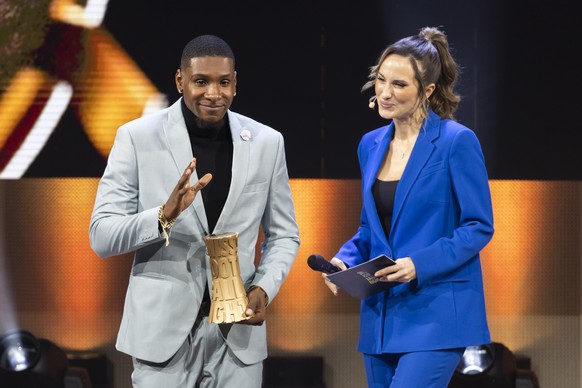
[{"xmin": 89, "ymin": 35, "xmax": 300, "ymax": 388}]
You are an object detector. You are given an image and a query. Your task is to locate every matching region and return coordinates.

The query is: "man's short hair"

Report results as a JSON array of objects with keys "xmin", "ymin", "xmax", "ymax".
[{"xmin": 180, "ymin": 35, "xmax": 235, "ymax": 69}]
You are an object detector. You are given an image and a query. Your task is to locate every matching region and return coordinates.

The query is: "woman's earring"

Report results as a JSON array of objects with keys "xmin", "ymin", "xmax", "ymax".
[
  {"xmin": 368, "ymin": 96, "xmax": 377, "ymax": 109},
  {"xmin": 178, "ymin": 89, "xmax": 183, "ymax": 94},
  {"xmin": 233, "ymin": 91, "xmax": 237, "ymax": 96}
]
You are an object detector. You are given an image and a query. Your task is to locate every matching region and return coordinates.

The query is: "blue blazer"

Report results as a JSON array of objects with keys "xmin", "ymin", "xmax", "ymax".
[{"xmin": 335, "ymin": 110, "xmax": 494, "ymax": 354}]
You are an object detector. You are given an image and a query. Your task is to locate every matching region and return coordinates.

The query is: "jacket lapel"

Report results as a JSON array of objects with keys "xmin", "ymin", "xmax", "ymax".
[
  {"xmin": 164, "ymin": 99, "xmax": 209, "ymax": 232},
  {"xmin": 391, "ymin": 111, "xmax": 440, "ymax": 228},
  {"xmin": 363, "ymin": 124, "xmax": 393, "ymax": 246},
  {"xmin": 213, "ymin": 111, "xmax": 250, "ymax": 233}
]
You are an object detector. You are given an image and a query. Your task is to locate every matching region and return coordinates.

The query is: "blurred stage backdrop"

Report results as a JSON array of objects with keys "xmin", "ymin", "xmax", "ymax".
[{"xmin": 0, "ymin": 1, "xmax": 579, "ymax": 387}]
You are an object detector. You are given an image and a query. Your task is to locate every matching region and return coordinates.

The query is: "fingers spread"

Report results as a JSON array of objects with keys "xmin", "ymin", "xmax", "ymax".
[
  {"xmin": 176, "ymin": 162, "xmax": 194, "ymax": 194},
  {"xmin": 192, "ymin": 173, "xmax": 213, "ymax": 192},
  {"xmin": 199, "ymin": 173, "xmax": 213, "ymax": 187}
]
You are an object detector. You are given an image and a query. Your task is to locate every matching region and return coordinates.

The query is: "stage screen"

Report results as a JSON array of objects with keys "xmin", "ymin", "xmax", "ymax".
[{"xmin": 0, "ymin": 0, "xmax": 578, "ymax": 179}]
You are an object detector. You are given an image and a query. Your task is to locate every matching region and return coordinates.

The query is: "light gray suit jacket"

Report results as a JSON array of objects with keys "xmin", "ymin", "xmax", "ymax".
[{"xmin": 89, "ymin": 99, "xmax": 300, "ymax": 364}]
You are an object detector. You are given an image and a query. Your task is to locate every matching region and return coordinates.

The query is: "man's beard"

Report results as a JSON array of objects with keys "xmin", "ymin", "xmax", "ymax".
[{"xmin": 195, "ymin": 117, "xmax": 225, "ymax": 131}]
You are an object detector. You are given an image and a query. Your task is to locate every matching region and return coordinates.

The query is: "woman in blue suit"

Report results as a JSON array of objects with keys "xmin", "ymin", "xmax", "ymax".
[{"xmin": 324, "ymin": 26, "xmax": 494, "ymax": 387}]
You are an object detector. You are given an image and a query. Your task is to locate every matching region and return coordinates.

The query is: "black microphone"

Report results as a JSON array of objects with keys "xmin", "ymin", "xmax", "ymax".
[{"xmin": 307, "ymin": 254, "xmax": 340, "ymax": 274}]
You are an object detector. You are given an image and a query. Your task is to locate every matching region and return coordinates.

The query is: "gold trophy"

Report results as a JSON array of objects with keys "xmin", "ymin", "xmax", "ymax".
[{"xmin": 204, "ymin": 232, "xmax": 250, "ymax": 323}]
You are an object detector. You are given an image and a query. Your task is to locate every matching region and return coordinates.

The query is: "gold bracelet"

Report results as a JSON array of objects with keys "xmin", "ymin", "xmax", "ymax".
[
  {"xmin": 247, "ymin": 285, "xmax": 269, "ymax": 307},
  {"xmin": 158, "ymin": 205, "xmax": 177, "ymax": 246}
]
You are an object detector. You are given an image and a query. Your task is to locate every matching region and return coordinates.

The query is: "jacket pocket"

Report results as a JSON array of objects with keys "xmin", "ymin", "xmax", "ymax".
[{"xmin": 417, "ymin": 160, "xmax": 445, "ymax": 180}]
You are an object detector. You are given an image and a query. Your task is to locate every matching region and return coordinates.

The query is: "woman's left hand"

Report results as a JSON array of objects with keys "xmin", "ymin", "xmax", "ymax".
[{"xmin": 375, "ymin": 256, "xmax": 417, "ymax": 283}]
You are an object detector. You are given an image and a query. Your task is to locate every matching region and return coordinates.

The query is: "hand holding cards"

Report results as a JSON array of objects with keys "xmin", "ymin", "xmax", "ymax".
[{"xmin": 326, "ymin": 254, "xmax": 397, "ymax": 299}]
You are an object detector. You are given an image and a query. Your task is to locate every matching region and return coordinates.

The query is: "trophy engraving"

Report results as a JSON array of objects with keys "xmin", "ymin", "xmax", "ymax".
[{"xmin": 204, "ymin": 232, "xmax": 250, "ymax": 323}]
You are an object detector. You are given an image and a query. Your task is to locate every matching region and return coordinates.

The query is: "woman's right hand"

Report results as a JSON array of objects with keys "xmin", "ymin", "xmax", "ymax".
[{"xmin": 323, "ymin": 257, "xmax": 348, "ymax": 296}]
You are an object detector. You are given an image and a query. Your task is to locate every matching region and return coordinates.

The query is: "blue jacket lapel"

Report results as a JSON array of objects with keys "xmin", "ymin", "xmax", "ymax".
[
  {"xmin": 392, "ymin": 111, "xmax": 440, "ymax": 229},
  {"xmin": 363, "ymin": 124, "xmax": 393, "ymax": 247}
]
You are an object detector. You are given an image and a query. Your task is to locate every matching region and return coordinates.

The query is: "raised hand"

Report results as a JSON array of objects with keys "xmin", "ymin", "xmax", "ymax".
[{"xmin": 163, "ymin": 158, "xmax": 212, "ymax": 220}]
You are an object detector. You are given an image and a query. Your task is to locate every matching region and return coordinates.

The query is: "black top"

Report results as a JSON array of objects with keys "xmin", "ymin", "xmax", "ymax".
[
  {"xmin": 373, "ymin": 179, "xmax": 399, "ymax": 238},
  {"xmin": 181, "ymin": 99, "xmax": 233, "ymax": 234}
]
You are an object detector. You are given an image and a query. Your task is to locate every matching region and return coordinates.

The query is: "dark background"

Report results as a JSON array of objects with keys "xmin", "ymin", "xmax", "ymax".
[{"xmin": 24, "ymin": 0, "xmax": 580, "ymax": 179}]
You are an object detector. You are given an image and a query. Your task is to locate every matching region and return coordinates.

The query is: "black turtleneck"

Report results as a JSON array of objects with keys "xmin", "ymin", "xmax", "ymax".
[{"xmin": 180, "ymin": 99, "xmax": 232, "ymax": 234}]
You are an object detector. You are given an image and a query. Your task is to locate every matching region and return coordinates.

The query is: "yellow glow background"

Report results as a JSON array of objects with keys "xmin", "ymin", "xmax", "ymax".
[{"xmin": 1, "ymin": 179, "xmax": 579, "ymax": 351}]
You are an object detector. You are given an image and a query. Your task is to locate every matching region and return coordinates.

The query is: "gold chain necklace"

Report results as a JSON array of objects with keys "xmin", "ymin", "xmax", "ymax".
[{"xmin": 394, "ymin": 140, "xmax": 413, "ymax": 159}]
